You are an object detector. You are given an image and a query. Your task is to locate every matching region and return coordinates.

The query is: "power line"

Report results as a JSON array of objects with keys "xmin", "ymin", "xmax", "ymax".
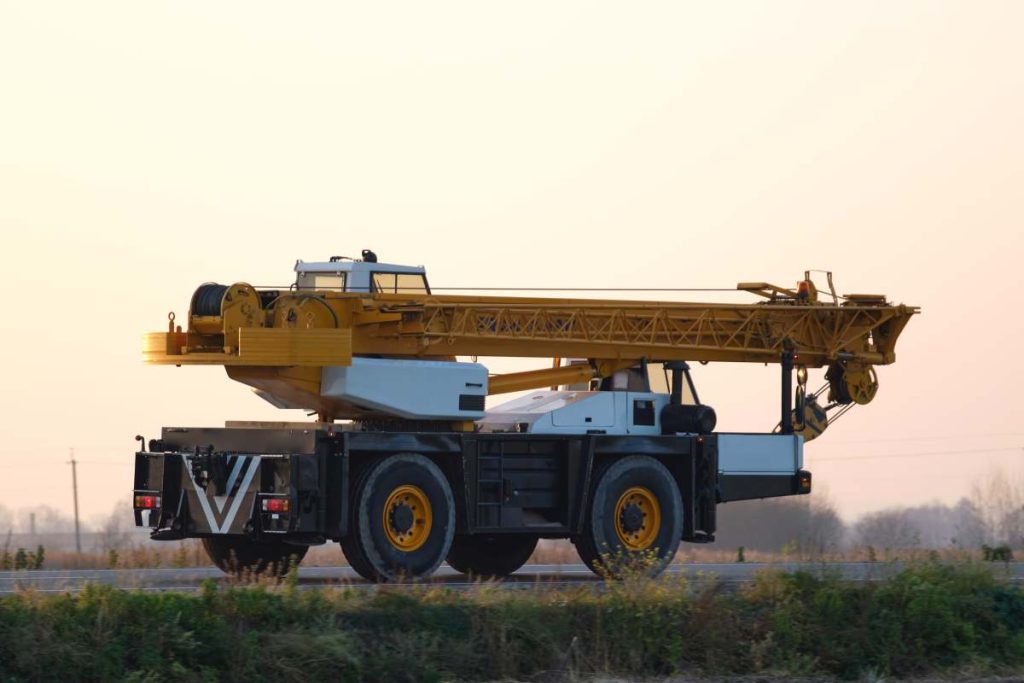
[
  {"xmin": 428, "ymin": 287, "xmax": 742, "ymax": 292},
  {"xmin": 0, "ymin": 446, "xmax": 140, "ymax": 455},
  {"xmin": 813, "ymin": 446, "xmax": 1023, "ymax": 463},
  {"xmin": 5, "ymin": 445, "xmax": 1022, "ymax": 469},
  {"xmin": 825, "ymin": 432, "xmax": 1024, "ymax": 445},
  {"xmin": 0, "ymin": 461, "xmax": 126, "ymax": 469},
  {"xmin": 252, "ymin": 284, "xmax": 744, "ymax": 292}
]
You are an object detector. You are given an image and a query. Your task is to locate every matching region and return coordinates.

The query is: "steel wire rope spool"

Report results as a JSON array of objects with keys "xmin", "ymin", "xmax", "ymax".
[
  {"xmin": 297, "ymin": 295, "xmax": 340, "ymax": 327},
  {"xmin": 191, "ymin": 283, "xmax": 229, "ymax": 317},
  {"xmin": 270, "ymin": 294, "xmax": 339, "ymax": 329}
]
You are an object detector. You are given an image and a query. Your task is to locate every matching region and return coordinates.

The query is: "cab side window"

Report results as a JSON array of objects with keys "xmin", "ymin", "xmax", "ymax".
[
  {"xmin": 396, "ymin": 273, "xmax": 428, "ymax": 293},
  {"xmin": 372, "ymin": 273, "xmax": 429, "ymax": 294},
  {"xmin": 372, "ymin": 273, "xmax": 397, "ymax": 293},
  {"xmin": 297, "ymin": 273, "xmax": 346, "ymax": 290}
]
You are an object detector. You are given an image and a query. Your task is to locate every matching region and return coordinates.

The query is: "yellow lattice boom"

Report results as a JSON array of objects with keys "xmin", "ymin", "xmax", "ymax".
[{"xmin": 143, "ymin": 275, "xmax": 917, "ymax": 418}]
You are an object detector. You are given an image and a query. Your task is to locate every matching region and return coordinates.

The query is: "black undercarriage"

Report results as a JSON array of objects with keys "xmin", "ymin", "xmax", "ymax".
[{"xmin": 135, "ymin": 426, "xmax": 806, "ymax": 548}]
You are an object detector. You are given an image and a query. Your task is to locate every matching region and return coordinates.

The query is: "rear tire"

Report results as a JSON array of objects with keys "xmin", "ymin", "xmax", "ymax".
[
  {"xmin": 340, "ymin": 453, "xmax": 455, "ymax": 582},
  {"xmin": 202, "ymin": 536, "xmax": 308, "ymax": 578},
  {"xmin": 339, "ymin": 462, "xmax": 380, "ymax": 581},
  {"xmin": 446, "ymin": 534, "xmax": 538, "ymax": 578},
  {"xmin": 573, "ymin": 456, "xmax": 683, "ymax": 578}
]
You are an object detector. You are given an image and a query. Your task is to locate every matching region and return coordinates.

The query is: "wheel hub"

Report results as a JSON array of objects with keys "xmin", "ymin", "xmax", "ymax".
[
  {"xmin": 389, "ymin": 504, "xmax": 415, "ymax": 534},
  {"xmin": 613, "ymin": 486, "xmax": 661, "ymax": 551},
  {"xmin": 619, "ymin": 504, "xmax": 645, "ymax": 533},
  {"xmin": 382, "ymin": 484, "xmax": 433, "ymax": 552}
]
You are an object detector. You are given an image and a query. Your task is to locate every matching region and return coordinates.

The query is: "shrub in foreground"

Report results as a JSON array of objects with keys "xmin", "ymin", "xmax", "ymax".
[{"xmin": 0, "ymin": 563, "xmax": 1022, "ymax": 681}]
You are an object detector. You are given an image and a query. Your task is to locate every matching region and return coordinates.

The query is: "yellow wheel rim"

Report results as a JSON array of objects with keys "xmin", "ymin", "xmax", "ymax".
[
  {"xmin": 614, "ymin": 486, "xmax": 661, "ymax": 551},
  {"xmin": 382, "ymin": 484, "xmax": 432, "ymax": 552}
]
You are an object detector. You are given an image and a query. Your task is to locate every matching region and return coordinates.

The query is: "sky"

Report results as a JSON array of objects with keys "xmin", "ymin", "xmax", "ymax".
[{"xmin": 0, "ymin": 1, "xmax": 1022, "ymax": 526}]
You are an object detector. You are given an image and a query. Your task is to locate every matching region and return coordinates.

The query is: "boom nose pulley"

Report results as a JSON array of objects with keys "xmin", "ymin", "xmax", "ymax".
[{"xmin": 783, "ymin": 359, "xmax": 881, "ymax": 442}]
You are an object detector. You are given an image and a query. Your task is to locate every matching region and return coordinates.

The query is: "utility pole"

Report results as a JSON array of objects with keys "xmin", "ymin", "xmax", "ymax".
[{"xmin": 68, "ymin": 448, "xmax": 81, "ymax": 553}]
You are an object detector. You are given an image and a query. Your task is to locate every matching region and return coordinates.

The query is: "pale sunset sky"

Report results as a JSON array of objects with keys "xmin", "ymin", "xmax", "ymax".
[{"xmin": 0, "ymin": 1, "xmax": 1021, "ymax": 525}]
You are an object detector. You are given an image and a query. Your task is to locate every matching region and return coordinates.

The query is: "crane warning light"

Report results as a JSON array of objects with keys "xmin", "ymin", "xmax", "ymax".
[
  {"xmin": 796, "ymin": 279, "xmax": 817, "ymax": 301},
  {"xmin": 134, "ymin": 494, "xmax": 161, "ymax": 509},
  {"xmin": 262, "ymin": 497, "xmax": 290, "ymax": 513}
]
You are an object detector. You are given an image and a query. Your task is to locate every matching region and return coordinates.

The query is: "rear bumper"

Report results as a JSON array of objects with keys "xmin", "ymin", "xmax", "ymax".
[
  {"xmin": 718, "ymin": 469, "xmax": 812, "ymax": 502},
  {"xmin": 133, "ymin": 448, "xmax": 326, "ymax": 541}
]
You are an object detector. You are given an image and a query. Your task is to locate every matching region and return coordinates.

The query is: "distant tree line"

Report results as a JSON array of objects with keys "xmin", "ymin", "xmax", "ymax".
[
  {"xmin": 3, "ymin": 468, "xmax": 1024, "ymax": 556},
  {"xmin": 717, "ymin": 467, "xmax": 1024, "ymax": 555}
]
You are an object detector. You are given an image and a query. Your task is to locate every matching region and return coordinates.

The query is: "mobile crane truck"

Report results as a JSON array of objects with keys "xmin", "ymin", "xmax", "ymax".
[{"xmin": 134, "ymin": 252, "xmax": 917, "ymax": 581}]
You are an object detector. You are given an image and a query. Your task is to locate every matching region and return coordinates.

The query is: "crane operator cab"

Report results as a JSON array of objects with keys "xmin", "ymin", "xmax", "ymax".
[{"xmin": 294, "ymin": 250, "xmax": 431, "ymax": 294}]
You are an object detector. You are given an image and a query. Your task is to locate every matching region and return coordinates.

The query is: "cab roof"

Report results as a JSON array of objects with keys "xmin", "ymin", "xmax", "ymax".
[{"xmin": 294, "ymin": 259, "xmax": 426, "ymax": 275}]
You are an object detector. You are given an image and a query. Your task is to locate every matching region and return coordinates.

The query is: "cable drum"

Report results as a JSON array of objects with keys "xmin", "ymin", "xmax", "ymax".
[{"xmin": 191, "ymin": 284, "xmax": 229, "ymax": 317}]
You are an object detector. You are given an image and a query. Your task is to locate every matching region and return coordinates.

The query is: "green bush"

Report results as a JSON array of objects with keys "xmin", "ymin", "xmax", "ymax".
[
  {"xmin": 0, "ymin": 563, "xmax": 1022, "ymax": 681},
  {"xmin": 984, "ymin": 544, "xmax": 1014, "ymax": 562}
]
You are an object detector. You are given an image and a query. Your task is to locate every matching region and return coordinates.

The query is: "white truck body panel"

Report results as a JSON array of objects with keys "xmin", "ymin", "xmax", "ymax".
[
  {"xmin": 716, "ymin": 434, "xmax": 803, "ymax": 475},
  {"xmin": 481, "ymin": 390, "xmax": 669, "ymax": 435},
  {"xmin": 321, "ymin": 357, "xmax": 487, "ymax": 420}
]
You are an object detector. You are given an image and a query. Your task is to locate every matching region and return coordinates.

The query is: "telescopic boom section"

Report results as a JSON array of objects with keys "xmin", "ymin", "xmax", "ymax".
[{"xmin": 143, "ymin": 274, "xmax": 917, "ymax": 414}]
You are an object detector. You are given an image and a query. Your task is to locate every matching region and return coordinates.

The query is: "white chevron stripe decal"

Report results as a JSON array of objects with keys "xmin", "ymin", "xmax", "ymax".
[
  {"xmin": 183, "ymin": 454, "xmax": 262, "ymax": 534},
  {"xmin": 213, "ymin": 455, "xmax": 246, "ymax": 514}
]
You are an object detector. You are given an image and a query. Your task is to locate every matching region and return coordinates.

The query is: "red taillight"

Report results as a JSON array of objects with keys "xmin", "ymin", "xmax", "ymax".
[
  {"xmin": 134, "ymin": 494, "xmax": 161, "ymax": 509},
  {"xmin": 262, "ymin": 497, "xmax": 290, "ymax": 513}
]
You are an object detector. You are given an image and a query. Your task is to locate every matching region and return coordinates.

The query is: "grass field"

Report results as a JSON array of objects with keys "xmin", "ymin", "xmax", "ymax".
[{"xmin": 1, "ymin": 562, "xmax": 1023, "ymax": 682}]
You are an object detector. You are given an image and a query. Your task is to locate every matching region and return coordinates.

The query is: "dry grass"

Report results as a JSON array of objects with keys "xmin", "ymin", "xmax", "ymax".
[
  {"xmin": 527, "ymin": 539, "xmax": 984, "ymax": 566},
  {"xmin": 37, "ymin": 541, "xmax": 212, "ymax": 569},
  {"xmin": 23, "ymin": 538, "xmax": 992, "ymax": 570}
]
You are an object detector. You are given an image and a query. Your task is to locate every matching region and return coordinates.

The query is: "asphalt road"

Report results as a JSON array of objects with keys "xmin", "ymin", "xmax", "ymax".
[{"xmin": 2, "ymin": 561, "xmax": 1019, "ymax": 594}]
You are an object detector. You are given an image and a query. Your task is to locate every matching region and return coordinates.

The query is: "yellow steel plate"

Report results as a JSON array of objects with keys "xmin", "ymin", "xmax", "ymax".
[{"xmin": 143, "ymin": 329, "xmax": 352, "ymax": 366}]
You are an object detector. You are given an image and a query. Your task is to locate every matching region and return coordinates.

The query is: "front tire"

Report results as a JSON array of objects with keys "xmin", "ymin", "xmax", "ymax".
[
  {"xmin": 202, "ymin": 536, "xmax": 308, "ymax": 577},
  {"xmin": 340, "ymin": 453, "xmax": 455, "ymax": 582},
  {"xmin": 574, "ymin": 456, "xmax": 683, "ymax": 578},
  {"xmin": 447, "ymin": 534, "xmax": 538, "ymax": 578}
]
